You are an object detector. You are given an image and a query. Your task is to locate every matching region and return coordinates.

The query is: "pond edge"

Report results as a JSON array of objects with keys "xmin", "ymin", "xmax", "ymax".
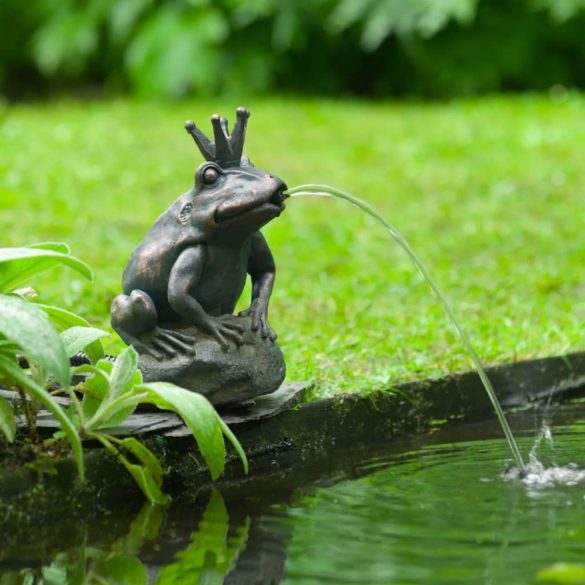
[{"xmin": 1, "ymin": 350, "xmax": 585, "ymax": 525}]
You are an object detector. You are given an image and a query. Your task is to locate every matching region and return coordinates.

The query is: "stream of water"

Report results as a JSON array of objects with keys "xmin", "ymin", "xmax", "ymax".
[{"xmin": 284, "ymin": 184, "xmax": 528, "ymax": 470}]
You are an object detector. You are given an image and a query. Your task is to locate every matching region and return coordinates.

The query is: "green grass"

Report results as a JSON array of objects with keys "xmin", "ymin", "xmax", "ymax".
[{"xmin": 0, "ymin": 95, "xmax": 584, "ymax": 397}]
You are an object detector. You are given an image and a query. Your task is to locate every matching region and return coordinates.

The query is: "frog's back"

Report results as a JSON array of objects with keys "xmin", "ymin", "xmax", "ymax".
[
  {"xmin": 122, "ymin": 230, "xmax": 175, "ymax": 299},
  {"xmin": 122, "ymin": 196, "xmax": 203, "ymax": 304}
]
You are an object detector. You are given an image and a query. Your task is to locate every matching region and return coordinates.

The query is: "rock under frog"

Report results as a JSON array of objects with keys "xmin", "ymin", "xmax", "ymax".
[{"xmin": 111, "ymin": 108, "xmax": 288, "ymax": 404}]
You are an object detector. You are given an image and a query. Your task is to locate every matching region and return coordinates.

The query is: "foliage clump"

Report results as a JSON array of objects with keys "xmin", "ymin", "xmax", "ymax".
[
  {"xmin": 1, "ymin": 0, "xmax": 585, "ymax": 98},
  {"xmin": 0, "ymin": 243, "xmax": 247, "ymax": 503}
]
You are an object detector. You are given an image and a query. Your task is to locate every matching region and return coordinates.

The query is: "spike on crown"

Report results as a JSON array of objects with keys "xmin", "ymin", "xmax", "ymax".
[{"xmin": 184, "ymin": 107, "xmax": 250, "ymax": 167}]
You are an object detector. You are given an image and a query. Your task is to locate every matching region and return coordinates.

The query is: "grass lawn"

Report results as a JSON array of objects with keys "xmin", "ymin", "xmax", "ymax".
[{"xmin": 1, "ymin": 95, "xmax": 583, "ymax": 397}]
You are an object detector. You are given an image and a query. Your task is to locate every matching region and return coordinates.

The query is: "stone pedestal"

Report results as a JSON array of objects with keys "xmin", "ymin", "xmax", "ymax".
[{"xmin": 137, "ymin": 315, "xmax": 286, "ymax": 406}]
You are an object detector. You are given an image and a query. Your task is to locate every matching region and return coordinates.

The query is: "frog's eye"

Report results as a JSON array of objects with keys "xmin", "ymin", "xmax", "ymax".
[{"xmin": 202, "ymin": 166, "xmax": 219, "ymax": 185}]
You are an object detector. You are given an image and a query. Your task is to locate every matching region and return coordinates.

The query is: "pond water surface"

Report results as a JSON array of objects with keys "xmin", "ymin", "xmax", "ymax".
[{"xmin": 2, "ymin": 402, "xmax": 585, "ymax": 584}]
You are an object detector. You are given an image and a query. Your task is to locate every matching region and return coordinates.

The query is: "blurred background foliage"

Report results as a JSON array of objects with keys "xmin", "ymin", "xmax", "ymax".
[{"xmin": 1, "ymin": 0, "xmax": 585, "ymax": 100}]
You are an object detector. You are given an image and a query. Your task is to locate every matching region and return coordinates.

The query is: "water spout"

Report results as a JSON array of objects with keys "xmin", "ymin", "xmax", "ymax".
[{"xmin": 285, "ymin": 183, "xmax": 526, "ymax": 472}]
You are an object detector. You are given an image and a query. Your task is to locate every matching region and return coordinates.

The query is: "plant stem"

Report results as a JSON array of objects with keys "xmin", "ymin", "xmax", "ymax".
[
  {"xmin": 91, "ymin": 432, "xmax": 120, "ymax": 459},
  {"xmin": 66, "ymin": 386, "xmax": 85, "ymax": 428},
  {"xmin": 17, "ymin": 387, "xmax": 40, "ymax": 443}
]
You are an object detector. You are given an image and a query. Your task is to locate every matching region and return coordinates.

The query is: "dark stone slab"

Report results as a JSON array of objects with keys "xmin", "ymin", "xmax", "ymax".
[
  {"xmin": 0, "ymin": 389, "xmax": 68, "ymax": 408},
  {"xmin": 2, "ymin": 382, "xmax": 311, "ymax": 437}
]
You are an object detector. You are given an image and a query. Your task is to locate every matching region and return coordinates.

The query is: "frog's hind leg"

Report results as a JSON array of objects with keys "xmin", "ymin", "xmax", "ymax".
[
  {"xmin": 111, "ymin": 290, "xmax": 195, "ymax": 360},
  {"xmin": 111, "ymin": 290, "xmax": 157, "ymax": 339}
]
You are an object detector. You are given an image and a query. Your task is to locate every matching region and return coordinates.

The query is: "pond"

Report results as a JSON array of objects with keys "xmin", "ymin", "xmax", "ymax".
[{"xmin": 2, "ymin": 401, "xmax": 585, "ymax": 584}]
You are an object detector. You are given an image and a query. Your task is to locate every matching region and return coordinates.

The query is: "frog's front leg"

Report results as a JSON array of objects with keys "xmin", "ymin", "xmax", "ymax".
[
  {"xmin": 168, "ymin": 246, "xmax": 244, "ymax": 349},
  {"xmin": 239, "ymin": 232, "xmax": 277, "ymax": 341}
]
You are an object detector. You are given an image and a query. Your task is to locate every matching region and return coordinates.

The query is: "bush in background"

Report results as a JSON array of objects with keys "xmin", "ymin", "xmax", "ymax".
[{"xmin": 1, "ymin": 0, "xmax": 585, "ymax": 99}]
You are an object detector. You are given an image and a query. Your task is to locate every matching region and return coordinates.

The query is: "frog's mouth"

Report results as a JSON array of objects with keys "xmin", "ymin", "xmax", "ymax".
[{"xmin": 214, "ymin": 185, "xmax": 287, "ymax": 225}]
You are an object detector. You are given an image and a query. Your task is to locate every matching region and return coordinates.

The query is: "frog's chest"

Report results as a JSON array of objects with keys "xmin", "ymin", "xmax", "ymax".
[{"xmin": 194, "ymin": 242, "xmax": 251, "ymax": 315}]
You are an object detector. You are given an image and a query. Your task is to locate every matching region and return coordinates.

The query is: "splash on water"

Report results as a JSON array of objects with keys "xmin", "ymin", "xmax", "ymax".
[
  {"xmin": 529, "ymin": 422, "xmax": 555, "ymax": 462},
  {"xmin": 504, "ymin": 420, "xmax": 584, "ymax": 489},
  {"xmin": 503, "ymin": 455, "xmax": 585, "ymax": 489}
]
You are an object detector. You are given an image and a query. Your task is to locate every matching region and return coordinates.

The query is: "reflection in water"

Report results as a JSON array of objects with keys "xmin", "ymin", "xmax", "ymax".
[
  {"xmin": 0, "ymin": 491, "xmax": 252, "ymax": 585},
  {"xmin": 0, "ymin": 504, "xmax": 160, "ymax": 584},
  {"xmin": 156, "ymin": 491, "xmax": 249, "ymax": 585},
  {"xmin": 0, "ymin": 537, "xmax": 149, "ymax": 584}
]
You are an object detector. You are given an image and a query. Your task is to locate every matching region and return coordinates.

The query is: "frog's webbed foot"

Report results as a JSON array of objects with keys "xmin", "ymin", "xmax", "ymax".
[
  {"xmin": 203, "ymin": 315, "xmax": 245, "ymax": 350},
  {"xmin": 239, "ymin": 303, "xmax": 277, "ymax": 341},
  {"xmin": 134, "ymin": 327, "xmax": 196, "ymax": 361}
]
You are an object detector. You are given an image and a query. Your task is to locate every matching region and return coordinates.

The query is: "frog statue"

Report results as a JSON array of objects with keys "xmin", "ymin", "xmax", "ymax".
[{"xmin": 111, "ymin": 108, "xmax": 288, "ymax": 405}]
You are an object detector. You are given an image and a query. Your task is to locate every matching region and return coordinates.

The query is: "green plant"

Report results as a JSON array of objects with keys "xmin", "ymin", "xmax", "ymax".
[
  {"xmin": 71, "ymin": 346, "xmax": 248, "ymax": 504},
  {"xmin": 0, "ymin": 242, "xmax": 100, "ymax": 479},
  {"xmin": 0, "ymin": 242, "xmax": 248, "ymax": 503}
]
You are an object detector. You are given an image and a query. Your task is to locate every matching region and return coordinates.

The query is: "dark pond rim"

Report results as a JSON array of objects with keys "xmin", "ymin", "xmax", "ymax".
[{"xmin": 1, "ymin": 350, "xmax": 585, "ymax": 532}]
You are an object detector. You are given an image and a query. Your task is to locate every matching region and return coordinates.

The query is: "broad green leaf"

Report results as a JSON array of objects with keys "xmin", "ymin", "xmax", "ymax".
[
  {"xmin": 0, "ymin": 340, "xmax": 20, "ymax": 358},
  {"xmin": 93, "ymin": 358, "xmax": 115, "ymax": 375},
  {"xmin": 74, "ymin": 364, "xmax": 111, "ymax": 397},
  {"xmin": 116, "ymin": 450, "xmax": 170, "ymax": 505},
  {"xmin": 0, "ymin": 394, "xmax": 16, "ymax": 443},
  {"xmin": 113, "ymin": 436, "xmax": 163, "ymax": 486},
  {"xmin": 0, "ymin": 355, "xmax": 84, "ymax": 480},
  {"xmin": 27, "ymin": 242, "xmax": 71, "ymax": 254},
  {"xmin": 92, "ymin": 556, "xmax": 148, "ymax": 585},
  {"xmin": 0, "ymin": 294, "xmax": 70, "ymax": 387},
  {"xmin": 75, "ymin": 359, "xmax": 124, "ymax": 424},
  {"xmin": 217, "ymin": 417, "xmax": 249, "ymax": 474},
  {"xmin": 39, "ymin": 304, "xmax": 106, "ymax": 363},
  {"xmin": 74, "ymin": 364, "xmax": 112, "ymax": 421},
  {"xmin": 537, "ymin": 562, "xmax": 585, "ymax": 584},
  {"xmin": 109, "ymin": 347, "xmax": 139, "ymax": 401},
  {"xmin": 86, "ymin": 392, "xmax": 141, "ymax": 430},
  {"xmin": 78, "ymin": 359, "xmax": 140, "ymax": 430},
  {"xmin": 85, "ymin": 350, "xmax": 143, "ymax": 430},
  {"xmin": 136, "ymin": 382, "xmax": 248, "ymax": 480},
  {"xmin": 60, "ymin": 326, "xmax": 109, "ymax": 360},
  {"xmin": 0, "ymin": 247, "xmax": 92, "ymax": 293},
  {"xmin": 138, "ymin": 382, "xmax": 225, "ymax": 479}
]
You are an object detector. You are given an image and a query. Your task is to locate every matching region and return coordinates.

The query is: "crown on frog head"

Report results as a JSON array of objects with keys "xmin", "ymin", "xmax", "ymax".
[{"xmin": 184, "ymin": 107, "xmax": 250, "ymax": 168}]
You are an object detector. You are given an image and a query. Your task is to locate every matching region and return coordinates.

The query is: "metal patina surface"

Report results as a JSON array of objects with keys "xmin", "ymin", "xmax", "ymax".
[{"xmin": 111, "ymin": 108, "xmax": 288, "ymax": 404}]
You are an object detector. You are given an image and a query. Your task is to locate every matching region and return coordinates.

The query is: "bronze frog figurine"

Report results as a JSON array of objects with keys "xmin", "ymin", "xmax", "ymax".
[{"xmin": 111, "ymin": 108, "xmax": 288, "ymax": 404}]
